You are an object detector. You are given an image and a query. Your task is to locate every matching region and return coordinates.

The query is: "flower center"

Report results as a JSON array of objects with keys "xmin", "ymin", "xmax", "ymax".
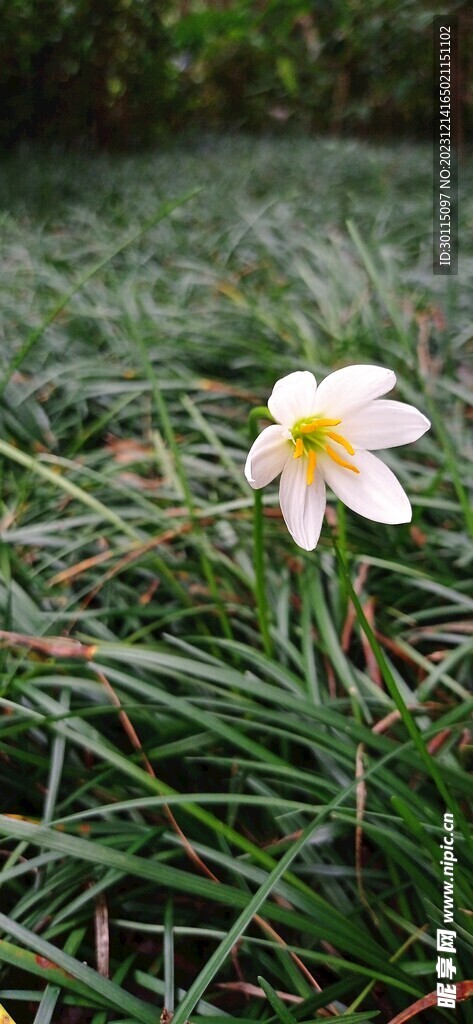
[{"xmin": 291, "ymin": 416, "xmax": 359, "ymax": 484}]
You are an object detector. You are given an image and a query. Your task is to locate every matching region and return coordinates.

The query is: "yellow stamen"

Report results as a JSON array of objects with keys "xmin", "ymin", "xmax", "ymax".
[
  {"xmin": 293, "ymin": 437, "xmax": 304, "ymax": 459},
  {"xmin": 325, "ymin": 444, "xmax": 359, "ymax": 473},
  {"xmin": 300, "ymin": 417, "xmax": 341, "ymax": 434},
  {"xmin": 326, "ymin": 431, "xmax": 355, "ymax": 456},
  {"xmin": 306, "ymin": 450, "xmax": 317, "ymax": 485}
]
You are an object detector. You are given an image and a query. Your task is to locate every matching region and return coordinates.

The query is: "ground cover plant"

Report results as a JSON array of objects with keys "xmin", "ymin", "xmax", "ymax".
[{"xmin": 0, "ymin": 135, "xmax": 472, "ymax": 1023}]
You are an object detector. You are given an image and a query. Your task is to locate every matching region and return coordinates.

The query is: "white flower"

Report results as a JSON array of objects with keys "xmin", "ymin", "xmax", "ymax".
[{"xmin": 245, "ymin": 366, "xmax": 430, "ymax": 551}]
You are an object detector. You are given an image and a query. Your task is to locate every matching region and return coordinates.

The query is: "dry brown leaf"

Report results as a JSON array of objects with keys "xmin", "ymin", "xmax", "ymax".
[
  {"xmin": 0, "ymin": 631, "xmax": 96, "ymax": 660},
  {"xmin": 217, "ymin": 981, "xmax": 303, "ymax": 1004},
  {"xmin": 386, "ymin": 979, "xmax": 473, "ymax": 1024},
  {"xmin": 94, "ymin": 892, "xmax": 110, "ymax": 978},
  {"xmin": 105, "ymin": 435, "xmax": 154, "ymax": 464}
]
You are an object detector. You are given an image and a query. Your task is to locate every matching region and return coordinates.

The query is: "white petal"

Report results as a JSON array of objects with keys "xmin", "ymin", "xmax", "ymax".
[
  {"xmin": 340, "ymin": 400, "xmax": 430, "ymax": 450},
  {"xmin": 314, "ymin": 365, "xmax": 396, "ymax": 418},
  {"xmin": 279, "ymin": 457, "xmax": 326, "ymax": 550},
  {"xmin": 245, "ymin": 424, "xmax": 290, "ymax": 489},
  {"xmin": 268, "ymin": 371, "xmax": 318, "ymax": 428},
  {"xmin": 321, "ymin": 449, "xmax": 411, "ymax": 524}
]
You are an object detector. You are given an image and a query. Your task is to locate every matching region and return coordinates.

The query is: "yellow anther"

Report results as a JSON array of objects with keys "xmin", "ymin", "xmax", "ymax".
[
  {"xmin": 300, "ymin": 417, "xmax": 341, "ymax": 434},
  {"xmin": 325, "ymin": 444, "xmax": 360, "ymax": 473},
  {"xmin": 326, "ymin": 431, "xmax": 355, "ymax": 456},
  {"xmin": 293, "ymin": 437, "xmax": 304, "ymax": 459},
  {"xmin": 306, "ymin": 450, "xmax": 317, "ymax": 485}
]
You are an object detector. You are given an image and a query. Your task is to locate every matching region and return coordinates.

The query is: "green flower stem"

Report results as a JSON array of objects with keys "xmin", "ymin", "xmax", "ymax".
[{"xmin": 248, "ymin": 406, "xmax": 273, "ymax": 658}]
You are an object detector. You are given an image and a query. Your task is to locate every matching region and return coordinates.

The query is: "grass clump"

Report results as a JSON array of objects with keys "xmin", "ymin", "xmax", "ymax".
[{"xmin": 0, "ymin": 135, "xmax": 472, "ymax": 1024}]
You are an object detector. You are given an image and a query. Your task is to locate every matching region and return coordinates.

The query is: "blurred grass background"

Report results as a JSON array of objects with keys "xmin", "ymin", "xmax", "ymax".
[
  {"xmin": 0, "ymin": 134, "xmax": 472, "ymax": 1022},
  {"xmin": 0, "ymin": 1, "xmax": 473, "ymax": 1021}
]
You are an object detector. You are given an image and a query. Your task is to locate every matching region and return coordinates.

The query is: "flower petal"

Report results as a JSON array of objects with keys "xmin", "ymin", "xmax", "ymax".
[
  {"xmin": 340, "ymin": 400, "xmax": 430, "ymax": 450},
  {"xmin": 313, "ymin": 365, "xmax": 396, "ymax": 418},
  {"xmin": 268, "ymin": 371, "xmax": 318, "ymax": 427},
  {"xmin": 321, "ymin": 449, "xmax": 411, "ymax": 524},
  {"xmin": 245, "ymin": 424, "xmax": 290, "ymax": 489},
  {"xmin": 279, "ymin": 457, "xmax": 326, "ymax": 550}
]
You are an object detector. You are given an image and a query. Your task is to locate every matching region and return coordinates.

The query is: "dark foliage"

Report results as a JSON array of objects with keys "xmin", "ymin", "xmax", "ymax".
[{"xmin": 0, "ymin": 0, "xmax": 471, "ymax": 148}]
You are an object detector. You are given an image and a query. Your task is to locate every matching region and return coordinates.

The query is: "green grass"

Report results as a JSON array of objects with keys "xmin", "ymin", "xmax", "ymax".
[{"xmin": 0, "ymin": 134, "xmax": 472, "ymax": 1024}]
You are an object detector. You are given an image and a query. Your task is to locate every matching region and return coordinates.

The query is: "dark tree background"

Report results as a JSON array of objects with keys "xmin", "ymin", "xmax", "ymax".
[{"xmin": 0, "ymin": 0, "xmax": 470, "ymax": 148}]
